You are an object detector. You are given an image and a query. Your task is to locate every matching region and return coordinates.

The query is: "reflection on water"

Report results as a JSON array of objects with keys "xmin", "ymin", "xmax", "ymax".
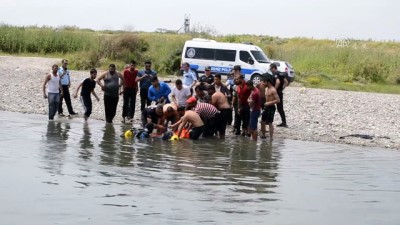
[
  {"xmin": 42, "ymin": 121, "xmax": 70, "ymax": 175},
  {"xmin": 80, "ymin": 122, "xmax": 94, "ymax": 153},
  {"xmin": 1, "ymin": 111, "xmax": 400, "ymax": 225}
]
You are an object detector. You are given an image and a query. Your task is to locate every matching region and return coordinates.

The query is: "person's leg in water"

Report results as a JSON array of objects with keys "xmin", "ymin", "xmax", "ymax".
[
  {"xmin": 109, "ymin": 96, "xmax": 119, "ymax": 123},
  {"xmin": 139, "ymin": 88, "xmax": 148, "ymax": 111},
  {"xmin": 260, "ymin": 109, "xmax": 268, "ymax": 138},
  {"xmin": 122, "ymin": 88, "xmax": 129, "ymax": 122},
  {"xmin": 268, "ymin": 122, "xmax": 274, "ymax": 140},
  {"xmin": 241, "ymin": 105, "xmax": 250, "ymax": 136},
  {"xmin": 81, "ymin": 95, "xmax": 92, "ymax": 121},
  {"xmin": 58, "ymin": 86, "xmax": 66, "ymax": 116},
  {"xmin": 128, "ymin": 88, "xmax": 137, "ymax": 121},
  {"xmin": 260, "ymin": 120, "xmax": 266, "ymax": 138},
  {"xmin": 189, "ymin": 126, "xmax": 204, "ymax": 140},
  {"xmin": 249, "ymin": 110, "xmax": 260, "ymax": 141},
  {"xmin": 104, "ymin": 95, "xmax": 115, "ymax": 123},
  {"xmin": 48, "ymin": 93, "xmax": 60, "ymax": 120},
  {"xmin": 216, "ymin": 109, "xmax": 229, "ymax": 139},
  {"xmin": 264, "ymin": 105, "xmax": 276, "ymax": 140},
  {"xmin": 234, "ymin": 107, "xmax": 241, "ymax": 135}
]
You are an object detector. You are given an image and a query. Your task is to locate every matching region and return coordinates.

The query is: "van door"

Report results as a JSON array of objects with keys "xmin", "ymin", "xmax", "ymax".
[{"xmin": 238, "ymin": 50, "xmax": 257, "ymax": 80}]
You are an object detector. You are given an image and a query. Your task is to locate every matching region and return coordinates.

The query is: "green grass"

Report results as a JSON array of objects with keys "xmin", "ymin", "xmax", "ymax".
[
  {"xmin": 305, "ymin": 81, "xmax": 400, "ymax": 95},
  {"xmin": 1, "ymin": 24, "xmax": 400, "ymax": 94}
]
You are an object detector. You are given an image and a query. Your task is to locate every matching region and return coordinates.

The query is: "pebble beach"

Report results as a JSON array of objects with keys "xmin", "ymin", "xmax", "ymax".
[{"xmin": 1, "ymin": 56, "xmax": 399, "ymax": 149}]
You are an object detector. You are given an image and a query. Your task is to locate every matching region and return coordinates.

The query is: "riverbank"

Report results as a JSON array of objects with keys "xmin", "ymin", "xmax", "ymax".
[{"xmin": 0, "ymin": 56, "xmax": 399, "ymax": 149}]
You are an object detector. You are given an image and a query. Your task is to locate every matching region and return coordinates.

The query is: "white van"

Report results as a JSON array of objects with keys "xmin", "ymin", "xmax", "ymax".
[{"xmin": 181, "ymin": 38, "xmax": 271, "ymax": 84}]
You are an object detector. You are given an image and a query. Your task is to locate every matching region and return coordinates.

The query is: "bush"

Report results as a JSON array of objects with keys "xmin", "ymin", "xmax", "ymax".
[
  {"xmin": 108, "ymin": 34, "xmax": 149, "ymax": 63},
  {"xmin": 162, "ymin": 49, "xmax": 182, "ymax": 75},
  {"xmin": 70, "ymin": 50, "xmax": 101, "ymax": 70},
  {"xmin": 306, "ymin": 76, "xmax": 322, "ymax": 85},
  {"xmin": 265, "ymin": 46, "xmax": 276, "ymax": 59},
  {"xmin": 352, "ymin": 61, "xmax": 387, "ymax": 83},
  {"xmin": 223, "ymin": 35, "xmax": 239, "ymax": 43}
]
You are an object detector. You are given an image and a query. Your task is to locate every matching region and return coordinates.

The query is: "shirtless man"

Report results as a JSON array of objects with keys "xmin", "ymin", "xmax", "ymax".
[
  {"xmin": 159, "ymin": 103, "xmax": 180, "ymax": 131},
  {"xmin": 257, "ymin": 79, "xmax": 267, "ymax": 138},
  {"xmin": 170, "ymin": 109, "xmax": 204, "ymax": 140},
  {"xmin": 261, "ymin": 76, "xmax": 280, "ymax": 140},
  {"xmin": 207, "ymin": 85, "xmax": 230, "ymax": 138}
]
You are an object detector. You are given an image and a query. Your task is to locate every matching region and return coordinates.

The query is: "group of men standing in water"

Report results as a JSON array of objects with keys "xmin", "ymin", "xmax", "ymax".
[{"xmin": 43, "ymin": 59, "xmax": 288, "ymax": 140}]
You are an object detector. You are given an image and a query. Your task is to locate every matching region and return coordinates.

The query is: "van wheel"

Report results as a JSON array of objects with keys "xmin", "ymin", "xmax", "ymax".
[{"xmin": 251, "ymin": 74, "xmax": 262, "ymax": 85}]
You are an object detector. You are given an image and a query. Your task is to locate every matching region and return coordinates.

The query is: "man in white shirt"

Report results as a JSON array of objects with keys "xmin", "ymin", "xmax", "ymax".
[{"xmin": 172, "ymin": 79, "xmax": 191, "ymax": 107}]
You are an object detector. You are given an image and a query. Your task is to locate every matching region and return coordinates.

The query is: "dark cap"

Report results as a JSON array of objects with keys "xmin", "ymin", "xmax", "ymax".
[{"xmin": 205, "ymin": 66, "xmax": 211, "ymax": 71}]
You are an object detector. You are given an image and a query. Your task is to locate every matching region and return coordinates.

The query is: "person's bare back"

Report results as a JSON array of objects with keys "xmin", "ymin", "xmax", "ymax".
[
  {"xmin": 211, "ymin": 91, "xmax": 230, "ymax": 110},
  {"xmin": 182, "ymin": 110, "xmax": 204, "ymax": 128},
  {"xmin": 163, "ymin": 103, "xmax": 178, "ymax": 116}
]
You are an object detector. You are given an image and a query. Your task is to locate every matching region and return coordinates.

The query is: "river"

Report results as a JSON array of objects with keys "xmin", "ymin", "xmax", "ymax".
[{"xmin": 0, "ymin": 111, "xmax": 399, "ymax": 225}]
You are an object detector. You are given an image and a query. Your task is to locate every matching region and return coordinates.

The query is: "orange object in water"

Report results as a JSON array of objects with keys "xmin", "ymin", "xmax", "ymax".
[{"xmin": 174, "ymin": 128, "xmax": 190, "ymax": 139}]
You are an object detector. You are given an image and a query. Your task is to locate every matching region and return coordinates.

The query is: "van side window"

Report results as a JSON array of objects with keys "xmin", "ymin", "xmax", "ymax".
[
  {"xmin": 185, "ymin": 47, "xmax": 215, "ymax": 60},
  {"xmin": 201, "ymin": 48, "xmax": 215, "ymax": 60},
  {"xmin": 240, "ymin": 51, "xmax": 252, "ymax": 63},
  {"xmin": 215, "ymin": 50, "xmax": 236, "ymax": 62}
]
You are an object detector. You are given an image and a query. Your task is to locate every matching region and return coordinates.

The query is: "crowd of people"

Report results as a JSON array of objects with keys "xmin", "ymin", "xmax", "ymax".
[{"xmin": 42, "ymin": 59, "xmax": 289, "ymax": 141}]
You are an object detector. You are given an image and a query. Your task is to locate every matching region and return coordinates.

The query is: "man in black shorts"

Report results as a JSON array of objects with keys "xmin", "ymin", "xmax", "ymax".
[
  {"xmin": 73, "ymin": 68, "xmax": 100, "ymax": 121},
  {"xmin": 261, "ymin": 76, "xmax": 280, "ymax": 140}
]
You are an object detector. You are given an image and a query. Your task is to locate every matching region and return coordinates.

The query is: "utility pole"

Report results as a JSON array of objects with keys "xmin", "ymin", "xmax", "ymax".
[{"xmin": 184, "ymin": 15, "xmax": 190, "ymax": 33}]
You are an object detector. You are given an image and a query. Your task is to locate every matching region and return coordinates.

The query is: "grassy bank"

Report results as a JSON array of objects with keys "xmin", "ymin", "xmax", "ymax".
[{"xmin": 1, "ymin": 25, "xmax": 399, "ymax": 94}]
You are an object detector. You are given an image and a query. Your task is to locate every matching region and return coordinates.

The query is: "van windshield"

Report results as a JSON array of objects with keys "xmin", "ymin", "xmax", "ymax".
[{"xmin": 250, "ymin": 51, "xmax": 270, "ymax": 63}]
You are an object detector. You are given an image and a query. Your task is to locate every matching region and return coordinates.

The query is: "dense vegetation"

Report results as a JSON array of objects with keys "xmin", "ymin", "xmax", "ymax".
[{"xmin": 1, "ymin": 25, "xmax": 399, "ymax": 93}]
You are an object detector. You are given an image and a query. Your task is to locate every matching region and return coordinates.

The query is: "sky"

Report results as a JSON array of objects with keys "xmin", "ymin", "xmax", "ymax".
[{"xmin": 0, "ymin": 0, "xmax": 399, "ymax": 41}]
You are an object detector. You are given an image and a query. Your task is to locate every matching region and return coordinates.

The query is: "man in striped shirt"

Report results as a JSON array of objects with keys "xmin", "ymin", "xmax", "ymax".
[{"xmin": 186, "ymin": 96, "xmax": 219, "ymax": 137}]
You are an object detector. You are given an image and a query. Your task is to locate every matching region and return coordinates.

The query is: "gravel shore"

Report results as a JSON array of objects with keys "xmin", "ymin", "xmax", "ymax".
[{"xmin": 1, "ymin": 56, "xmax": 399, "ymax": 149}]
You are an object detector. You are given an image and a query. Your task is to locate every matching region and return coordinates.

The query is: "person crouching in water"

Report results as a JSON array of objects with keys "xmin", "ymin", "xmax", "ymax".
[
  {"xmin": 157, "ymin": 102, "xmax": 180, "ymax": 131},
  {"xmin": 73, "ymin": 69, "xmax": 100, "ymax": 121},
  {"xmin": 170, "ymin": 107, "xmax": 204, "ymax": 140},
  {"xmin": 141, "ymin": 104, "xmax": 164, "ymax": 133}
]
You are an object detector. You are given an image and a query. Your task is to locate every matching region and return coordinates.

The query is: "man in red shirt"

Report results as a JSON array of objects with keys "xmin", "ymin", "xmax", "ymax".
[
  {"xmin": 235, "ymin": 75, "xmax": 252, "ymax": 136},
  {"xmin": 122, "ymin": 60, "xmax": 138, "ymax": 123},
  {"xmin": 246, "ymin": 80, "xmax": 261, "ymax": 141}
]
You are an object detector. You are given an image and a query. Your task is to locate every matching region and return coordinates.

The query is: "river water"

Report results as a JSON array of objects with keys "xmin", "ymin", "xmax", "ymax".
[{"xmin": 0, "ymin": 111, "xmax": 399, "ymax": 225}]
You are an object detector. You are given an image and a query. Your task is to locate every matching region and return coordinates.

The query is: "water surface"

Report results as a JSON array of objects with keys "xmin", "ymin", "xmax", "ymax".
[{"xmin": 1, "ymin": 111, "xmax": 399, "ymax": 225}]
